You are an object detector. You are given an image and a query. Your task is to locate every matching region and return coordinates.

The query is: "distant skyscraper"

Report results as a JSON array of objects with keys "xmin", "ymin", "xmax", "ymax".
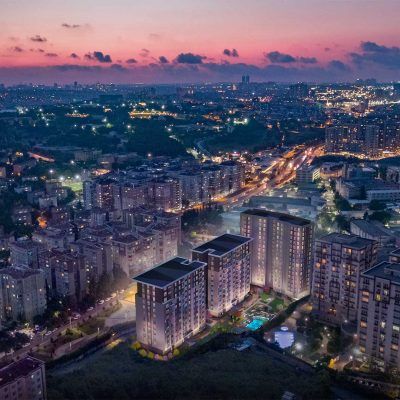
[
  {"xmin": 240, "ymin": 209, "xmax": 313, "ymax": 298},
  {"xmin": 312, "ymin": 233, "xmax": 378, "ymax": 326},
  {"xmin": 134, "ymin": 257, "xmax": 207, "ymax": 354},
  {"xmin": 241, "ymin": 75, "xmax": 250, "ymax": 84}
]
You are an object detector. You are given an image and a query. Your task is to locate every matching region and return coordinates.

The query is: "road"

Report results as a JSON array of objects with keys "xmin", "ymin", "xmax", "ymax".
[
  {"xmin": 222, "ymin": 144, "xmax": 323, "ymax": 210},
  {"xmin": 1, "ymin": 296, "xmax": 120, "ymax": 364}
]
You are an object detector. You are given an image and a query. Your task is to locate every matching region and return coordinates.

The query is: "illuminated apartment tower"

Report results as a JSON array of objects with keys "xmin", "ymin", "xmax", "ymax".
[
  {"xmin": 192, "ymin": 234, "xmax": 252, "ymax": 317},
  {"xmin": 240, "ymin": 209, "xmax": 313, "ymax": 298},
  {"xmin": 312, "ymin": 233, "xmax": 377, "ymax": 326},
  {"xmin": 358, "ymin": 261, "xmax": 400, "ymax": 368},
  {"xmin": 134, "ymin": 257, "xmax": 207, "ymax": 354}
]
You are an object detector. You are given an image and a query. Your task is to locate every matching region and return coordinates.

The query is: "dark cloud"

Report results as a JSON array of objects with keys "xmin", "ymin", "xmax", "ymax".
[
  {"xmin": 158, "ymin": 56, "xmax": 169, "ymax": 64},
  {"xmin": 223, "ymin": 48, "xmax": 239, "ymax": 57},
  {"xmin": 324, "ymin": 47, "xmax": 331, "ymax": 52},
  {"xmin": 85, "ymin": 51, "xmax": 112, "ymax": 63},
  {"xmin": 110, "ymin": 64, "xmax": 127, "ymax": 71},
  {"xmin": 45, "ymin": 52, "xmax": 58, "ymax": 57},
  {"xmin": 70, "ymin": 53, "xmax": 80, "ymax": 59},
  {"xmin": 299, "ymin": 56, "xmax": 318, "ymax": 64},
  {"xmin": 126, "ymin": 58, "xmax": 137, "ymax": 64},
  {"xmin": 30, "ymin": 35, "xmax": 47, "ymax": 43},
  {"xmin": 328, "ymin": 60, "xmax": 350, "ymax": 72},
  {"xmin": 266, "ymin": 51, "xmax": 296, "ymax": 63},
  {"xmin": 61, "ymin": 23, "xmax": 81, "ymax": 29},
  {"xmin": 350, "ymin": 41, "xmax": 400, "ymax": 69},
  {"xmin": 140, "ymin": 48, "xmax": 150, "ymax": 57},
  {"xmin": 30, "ymin": 48, "xmax": 45, "ymax": 53},
  {"xmin": 176, "ymin": 52, "xmax": 205, "ymax": 64},
  {"xmin": 10, "ymin": 46, "xmax": 24, "ymax": 53}
]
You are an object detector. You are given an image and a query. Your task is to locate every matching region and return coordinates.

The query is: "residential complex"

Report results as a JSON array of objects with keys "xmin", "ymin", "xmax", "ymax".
[
  {"xmin": 134, "ymin": 257, "xmax": 207, "ymax": 354},
  {"xmin": 358, "ymin": 261, "xmax": 400, "ymax": 368},
  {"xmin": 311, "ymin": 233, "xmax": 378, "ymax": 326},
  {"xmin": 240, "ymin": 209, "xmax": 313, "ymax": 298},
  {"xmin": 192, "ymin": 234, "xmax": 252, "ymax": 317}
]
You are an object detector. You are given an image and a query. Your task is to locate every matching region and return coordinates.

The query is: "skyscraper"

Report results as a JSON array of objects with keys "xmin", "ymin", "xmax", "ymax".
[{"xmin": 240, "ymin": 209, "xmax": 313, "ymax": 298}]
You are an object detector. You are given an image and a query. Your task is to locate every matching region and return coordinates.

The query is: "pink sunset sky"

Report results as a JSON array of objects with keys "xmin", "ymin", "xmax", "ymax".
[{"xmin": 0, "ymin": 0, "xmax": 399, "ymax": 84}]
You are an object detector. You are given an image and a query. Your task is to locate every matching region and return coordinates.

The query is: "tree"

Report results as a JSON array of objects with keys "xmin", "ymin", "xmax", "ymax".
[
  {"xmin": 369, "ymin": 200, "xmax": 386, "ymax": 211},
  {"xmin": 370, "ymin": 210, "xmax": 391, "ymax": 225}
]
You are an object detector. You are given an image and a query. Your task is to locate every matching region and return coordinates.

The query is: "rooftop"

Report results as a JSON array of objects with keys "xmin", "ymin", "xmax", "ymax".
[
  {"xmin": 0, "ymin": 357, "xmax": 44, "ymax": 387},
  {"xmin": 0, "ymin": 267, "xmax": 42, "ymax": 279},
  {"xmin": 192, "ymin": 233, "xmax": 252, "ymax": 256},
  {"xmin": 134, "ymin": 257, "xmax": 206, "ymax": 288},
  {"xmin": 319, "ymin": 232, "xmax": 376, "ymax": 248},
  {"xmin": 363, "ymin": 261, "xmax": 400, "ymax": 285},
  {"xmin": 241, "ymin": 209, "xmax": 311, "ymax": 226}
]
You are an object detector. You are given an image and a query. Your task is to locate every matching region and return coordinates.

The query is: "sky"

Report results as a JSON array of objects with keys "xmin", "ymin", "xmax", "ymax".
[{"xmin": 0, "ymin": 0, "xmax": 400, "ymax": 84}]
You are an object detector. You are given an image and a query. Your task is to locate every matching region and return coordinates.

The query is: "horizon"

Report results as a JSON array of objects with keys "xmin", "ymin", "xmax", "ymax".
[{"xmin": 1, "ymin": 0, "xmax": 400, "ymax": 84}]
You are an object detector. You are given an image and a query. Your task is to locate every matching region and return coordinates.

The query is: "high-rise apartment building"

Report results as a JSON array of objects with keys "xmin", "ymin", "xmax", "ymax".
[
  {"xmin": 240, "ymin": 209, "xmax": 313, "ymax": 298},
  {"xmin": 312, "ymin": 233, "xmax": 378, "ymax": 326},
  {"xmin": 134, "ymin": 257, "xmax": 207, "ymax": 354},
  {"xmin": 0, "ymin": 267, "xmax": 47, "ymax": 322},
  {"xmin": 358, "ymin": 261, "xmax": 400, "ymax": 368},
  {"xmin": 192, "ymin": 234, "xmax": 252, "ymax": 317}
]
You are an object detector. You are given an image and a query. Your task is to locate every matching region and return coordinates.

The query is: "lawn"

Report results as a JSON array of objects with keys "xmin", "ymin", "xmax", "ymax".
[
  {"xmin": 47, "ymin": 340, "xmax": 331, "ymax": 400},
  {"xmin": 269, "ymin": 298, "xmax": 285, "ymax": 313}
]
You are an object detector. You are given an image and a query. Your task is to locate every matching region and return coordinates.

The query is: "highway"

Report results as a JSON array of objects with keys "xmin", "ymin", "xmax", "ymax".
[{"xmin": 221, "ymin": 144, "xmax": 323, "ymax": 209}]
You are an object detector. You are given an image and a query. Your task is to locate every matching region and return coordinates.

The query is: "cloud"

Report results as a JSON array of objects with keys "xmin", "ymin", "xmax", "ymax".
[
  {"xmin": 110, "ymin": 64, "xmax": 127, "ymax": 71},
  {"xmin": 350, "ymin": 41, "xmax": 400, "ymax": 69},
  {"xmin": 223, "ymin": 48, "xmax": 239, "ymax": 57},
  {"xmin": 140, "ymin": 48, "xmax": 150, "ymax": 57},
  {"xmin": 70, "ymin": 53, "xmax": 80, "ymax": 59},
  {"xmin": 85, "ymin": 51, "xmax": 112, "ymax": 63},
  {"xmin": 61, "ymin": 23, "xmax": 81, "ymax": 29},
  {"xmin": 30, "ymin": 48, "xmax": 45, "ymax": 53},
  {"xmin": 126, "ymin": 58, "xmax": 137, "ymax": 64},
  {"xmin": 266, "ymin": 51, "xmax": 296, "ymax": 63},
  {"xmin": 10, "ymin": 46, "xmax": 24, "ymax": 53},
  {"xmin": 45, "ymin": 52, "xmax": 58, "ymax": 57},
  {"xmin": 176, "ymin": 52, "xmax": 205, "ymax": 64},
  {"xmin": 299, "ymin": 56, "xmax": 318, "ymax": 64},
  {"xmin": 30, "ymin": 35, "xmax": 47, "ymax": 43},
  {"xmin": 158, "ymin": 56, "xmax": 169, "ymax": 64},
  {"xmin": 328, "ymin": 60, "xmax": 350, "ymax": 72}
]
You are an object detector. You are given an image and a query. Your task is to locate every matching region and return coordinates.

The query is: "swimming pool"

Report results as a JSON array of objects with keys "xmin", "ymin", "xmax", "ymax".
[
  {"xmin": 274, "ymin": 326, "xmax": 294, "ymax": 349},
  {"xmin": 246, "ymin": 318, "xmax": 265, "ymax": 331}
]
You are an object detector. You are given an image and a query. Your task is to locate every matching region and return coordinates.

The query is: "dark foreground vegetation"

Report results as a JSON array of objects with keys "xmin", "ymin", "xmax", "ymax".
[{"xmin": 47, "ymin": 339, "xmax": 330, "ymax": 400}]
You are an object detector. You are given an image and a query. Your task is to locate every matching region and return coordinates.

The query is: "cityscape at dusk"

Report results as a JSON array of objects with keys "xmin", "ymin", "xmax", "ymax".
[{"xmin": 1, "ymin": 1, "xmax": 400, "ymax": 400}]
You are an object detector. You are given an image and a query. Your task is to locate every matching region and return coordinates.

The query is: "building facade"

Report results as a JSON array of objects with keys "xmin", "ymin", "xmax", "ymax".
[
  {"xmin": 192, "ymin": 234, "xmax": 252, "ymax": 317},
  {"xmin": 312, "ymin": 233, "xmax": 378, "ymax": 326},
  {"xmin": 134, "ymin": 257, "xmax": 207, "ymax": 354},
  {"xmin": 240, "ymin": 209, "xmax": 313, "ymax": 298}
]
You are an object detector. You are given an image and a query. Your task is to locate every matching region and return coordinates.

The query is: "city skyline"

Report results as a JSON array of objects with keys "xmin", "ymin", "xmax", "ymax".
[{"xmin": 1, "ymin": 0, "xmax": 400, "ymax": 84}]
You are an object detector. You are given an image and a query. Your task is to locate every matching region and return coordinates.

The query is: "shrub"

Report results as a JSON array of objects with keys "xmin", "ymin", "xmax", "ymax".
[{"xmin": 138, "ymin": 349, "xmax": 147, "ymax": 357}]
